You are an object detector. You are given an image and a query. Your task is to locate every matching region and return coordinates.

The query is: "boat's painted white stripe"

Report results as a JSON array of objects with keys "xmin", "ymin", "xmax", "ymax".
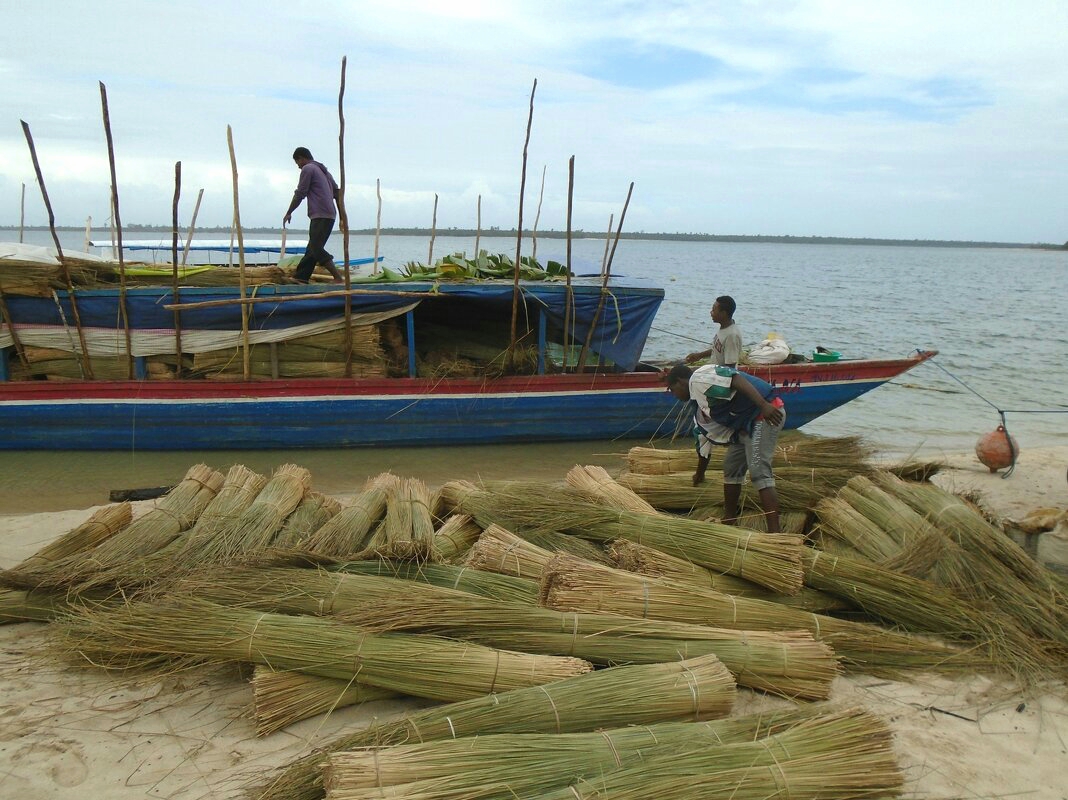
[{"xmin": 0, "ymin": 378, "xmax": 885, "ymax": 408}]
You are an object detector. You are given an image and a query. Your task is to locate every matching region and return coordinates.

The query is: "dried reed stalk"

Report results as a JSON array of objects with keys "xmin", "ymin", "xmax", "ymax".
[
  {"xmin": 540, "ymin": 553, "xmax": 978, "ymax": 674},
  {"xmin": 607, "ymin": 540, "xmax": 849, "ymax": 614},
  {"xmin": 252, "ymin": 655, "xmax": 735, "ymax": 800},
  {"xmin": 565, "ymin": 465, "xmax": 657, "ymax": 513},
  {"xmin": 303, "ymin": 473, "xmax": 396, "ymax": 556},
  {"xmin": 2, "ymin": 503, "xmax": 132, "ymax": 588},
  {"xmin": 362, "ymin": 477, "xmax": 436, "ymax": 561},
  {"xmin": 55, "ymin": 597, "xmax": 592, "ymax": 701},
  {"xmin": 439, "ymin": 481, "xmax": 805, "ymax": 594},
  {"xmin": 464, "ymin": 524, "xmax": 557, "ymax": 580},
  {"xmin": 251, "ymin": 666, "xmax": 399, "ymax": 736},
  {"xmin": 273, "ymin": 492, "xmax": 342, "ymax": 549},
  {"xmin": 616, "ymin": 467, "xmax": 856, "ymax": 512},
  {"xmin": 42, "ymin": 465, "xmax": 223, "ymax": 589},
  {"xmin": 429, "ymin": 514, "xmax": 482, "ymax": 562},
  {"xmin": 340, "ymin": 590, "xmax": 836, "ymax": 699}
]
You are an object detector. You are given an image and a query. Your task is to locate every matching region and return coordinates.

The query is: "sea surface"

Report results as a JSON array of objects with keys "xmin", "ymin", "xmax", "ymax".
[{"xmin": 2, "ymin": 230, "xmax": 1066, "ymax": 513}]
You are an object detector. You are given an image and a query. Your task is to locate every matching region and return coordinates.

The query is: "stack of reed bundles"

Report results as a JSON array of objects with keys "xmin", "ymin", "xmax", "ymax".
[
  {"xmin": 251, "ymin": 655, "xmax": 736, "ymax": 800},
  {"xmin": 0, "ymin": 257, "xmax": 66, "ymax": 296},
  {"xmin": 616, "ymin": 466, "xmax": 857, "ymax": 513},
  {"xmin": 333, "ymin": 558, "xmax": 541, "ymax": 605},
  {"xmin": 625, "ymin": 432, "xmax": 875, "ymax": 475},
  {"xmin": 539, "ymin": 553, "xmax": 979, "ymax": 674},
  {"xmin": 463, "ymin": 523, "xmax": 557, "ymax": 580},
  {"xmin": 191, "ymin": 323, "xmax": 388, "ymax": 380},
  {"xmin": 606, "ymin": 539, "xmax": 850, "ymax": 614},
  {"xmin": 38, "ymin": 465, "xmax": 223, "ymax": 590},
  {"xmin": 117, "ymin": 265, "xmax": 287, "ymax": 287},
  {"xmin": 322, "ymin": 706, "xmax": 900, "ymax": 800},
  {"xmin": 6, "ymin": 349, "xmax": 183, "ymax": 382},
  {"xmin": 54, "ymin": 596, "xmax": 593, "ymax": 701},
  {"xmin": 439, "ymin": 481, "xmax": 806, "ymax": 594},
  {"xmin": 273, "ymin": 492, "xmax": 342, "ymax": 549},
  {"xmin": 335, "ymin": 587, "xmax": 837, "ymax": 699},
  {"xmin": 362, "ymin": 477, "xmax": 436, "ymax": 561},
  {"xmin": 251, "ymin": 667, "xmax": 401, "ymax": 736},
  {"xmin": 301, "ymin": 473, "xmax": 396, "ymax": 556}
]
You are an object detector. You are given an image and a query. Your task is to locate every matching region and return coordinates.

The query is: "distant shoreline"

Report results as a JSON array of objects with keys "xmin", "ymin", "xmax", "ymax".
[{"xmin": 3, "ymin": 225, "xmax": 1065, "ymax": 250}]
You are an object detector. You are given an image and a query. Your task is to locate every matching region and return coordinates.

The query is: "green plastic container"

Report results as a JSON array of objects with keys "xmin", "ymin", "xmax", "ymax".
[{"xmin": 812, "ymin": 350, "xmax": 841, "ymax": 363}]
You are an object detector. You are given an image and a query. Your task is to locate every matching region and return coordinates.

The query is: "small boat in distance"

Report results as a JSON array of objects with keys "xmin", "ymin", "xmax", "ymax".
[{"xmin": 0, "ymin": 243, "xmax": 936, "ymax": 451}]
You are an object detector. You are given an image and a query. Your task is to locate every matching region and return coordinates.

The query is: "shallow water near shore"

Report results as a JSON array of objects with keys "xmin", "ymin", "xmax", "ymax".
[{"xmin": 2, "ymin": 232, "xmax": 1066, "ymax": 514}]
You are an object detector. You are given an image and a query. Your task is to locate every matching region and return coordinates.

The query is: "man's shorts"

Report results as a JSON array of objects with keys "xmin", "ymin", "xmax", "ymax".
[{"xmin": 722, "ymin": 409, "xmax": 786, "ymax": 491}]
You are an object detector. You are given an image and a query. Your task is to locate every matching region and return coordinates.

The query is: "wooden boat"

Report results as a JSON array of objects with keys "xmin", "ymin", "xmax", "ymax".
[{"xmin": 0, "ymin": 247, "xmax": 936, "ymax": 450}]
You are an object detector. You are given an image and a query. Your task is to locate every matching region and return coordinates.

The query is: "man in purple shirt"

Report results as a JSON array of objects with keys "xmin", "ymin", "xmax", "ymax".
[{"xmin": 283, "ymin": 146, "xmax": 344, "ymax": 283}]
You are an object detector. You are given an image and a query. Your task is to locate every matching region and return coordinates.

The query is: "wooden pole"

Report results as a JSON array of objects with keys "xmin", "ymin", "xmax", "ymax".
[
  {"xmin": 563, "ymin": 155, "xmax": 575, "ymax": 370},
  {"xmin": 0, "ymin": 287, "xmax": 31, "ymax": 369},
  {"xmin": 577, "ymin": 182, "xmax": 634, "ymax": 372},
  {"xmin": 181, "ymin": 187, "xmax": 204, "ymax": 265},
  {"xmin": 474, "ymin": 193, "xmax": 482, "ymax": 266},
  {"xmin": 374, "ymin": 178, "xmax": 382, "ymax": 274},
  {"xmin": 509, "ymin": 78, "xmax": 537, "ymax": 361},
  {"xmin": 108, "ymin": 191, "xmax": 117, "ymax": 259},
  {"xmin": 338, "ymin": 55, "xmax": 354, "ymax": 377},
  {"xmin": 99, "ymin": 81, "xmax": 134, "ymax": 379},
  {"xmin": 226, "ymin": 125, "xmax": 250, "ymax": 381},
  {"xmin": 531, "ymin": 163, "xmax": 546, "ymax": 265},
  {"xmin": 427, "ymin": 193, "xmax": 438, "ymax": 266},
  {"xmin": 171, "ymin": 161, "xmax": 184, "ymax": 377},
  {"xmin": 164, "ymin": 286, "xmax": 438, "ymax": 312},
  {"xmin": 19, "ymin": 182, "xmax": 25, "ymax": 243},
  {"xmin": 20, "ymin": 120, "xmax": 94, "ymax": 379}
]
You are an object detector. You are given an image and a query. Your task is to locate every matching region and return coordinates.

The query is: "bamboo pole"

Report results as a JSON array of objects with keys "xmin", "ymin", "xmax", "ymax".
[
  {"xmin": 20, "ymin": 120, "xmax": 94, "ymax": 379},
  {"xmin": 164, "ymin": 286, "xmax": 438, "ymax": 312},
  {"xmin": 171, "ymin": 161, "xmax": 184, "ymax": 377},
  {"xmin": 563, "ymin": 156, "xmax": 575, "ymax": 370},
  {"xmin": 226, "ymin": 125, "xmax": 251, "ymax": 381},
  {"xmin": 427, "ymin": 193, "xmax": 438, "ymax": 266},
  {"xmin": 474, "ymin": 193, "xmax": 482, "ymax": 267},
  {"xmin": 19, "ymin": 182, "xmax": 25, "ymax": 243},
  {"xmin": 374, "ymin": 179, "xmax": 382, "ymax": 274},
  {"xmin": 99, "ymin": 81, "xmax": 134, "ymax": 379},
  {"xmin": 108, "ymin": 192, "xmax": 117, "ymax": 260},
  {"xmin": 181, "ymin": 188, "xmax": 204, "ymax": 265},
  {"xmin": 531, "ymin": 163, "xmax": 546, "ymax": 264},
  {"xmin": 509, "ymin": 78, "xmax": 537, "ymax": 361},
  {"xmin": 337, "ymin": 55, "xmax": 354, "ymax": 377},
  {"xmin": 578, "ymin": 182, "xmax": 634, "ymax": 372}
]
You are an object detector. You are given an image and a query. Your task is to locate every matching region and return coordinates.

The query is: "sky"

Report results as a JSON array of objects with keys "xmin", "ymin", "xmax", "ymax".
[{"xmin": 1, "ymin": 0, "xmax": 1066, "ymax": 243}]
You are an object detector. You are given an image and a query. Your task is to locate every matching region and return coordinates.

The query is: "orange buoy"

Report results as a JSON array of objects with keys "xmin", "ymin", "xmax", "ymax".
[{"xmin": 975, "ymin": 425, "xmax": 1018, "ymax": 472}]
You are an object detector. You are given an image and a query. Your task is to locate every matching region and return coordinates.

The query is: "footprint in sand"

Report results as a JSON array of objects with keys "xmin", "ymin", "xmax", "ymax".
[{"xmin": 11, "ymin": 739, "xmax": 90, "ymax": 788}]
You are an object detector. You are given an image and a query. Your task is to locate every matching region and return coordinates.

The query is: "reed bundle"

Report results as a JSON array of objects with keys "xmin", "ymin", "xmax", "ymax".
[
  {"xmin": 274, "ymin": 492, "xmax": 343, "ymax": 549},
  {"xmin": 214, "ymin": 464, "xmax": 311, "ymax": 557},
  {"xmin": 837, "ymin": 474, "xmax": 932, "ymax": 552},
  {"xmin": 303, "ymin": 473, "xmax": 396, "ymax": 556},
  {"xmin": 463, "ymin": 524, "xmax": 557, "ymax": 580},
  {"xmin": 251, "ymin": 667, "xmax": 400, "ymax": 736},
  {"xmin": 333, "ymin": 559, "xmax": 540, "ymax": 605},
  {"xmin": 0, "ymin": 258, "xmax": 65, "ymax": 296},
  {"xmin": 56, "ymin": 597, "xmax": 592, "ymax": 700},
  {"xmin": 616, "ymin": 467, "xmax": 857, "ymax": 513},
  {"xmin": 439, "ymin": 481, "xmax": 805, "ymax": 594},
  {"xmin": 362, "ymin": 477, "xmax": 436, "ymax": 561},
  {"xmin": 812, "ymin": 497, "xmax": 900, "ymax": 563},
  {"xmin": 625, "ymin": 432, "xmax": 875, "ymax": 475},
  {"xmin": 565, "ymin": 465, "xmax": 657, "ymax": 513},
  {"xmin": 606, "ymin": 540, "xmax": 849, "ymax": 614},
  {"xmin": 41, "ymin": 465, "xmax": 223, "ymax": 589},
  {"xmin": 1, "ymin": 588, "xmax": 78, "ymax": 623},
  {"xmin": 252, "ymin": 655, "xmax": 735, "ymax": 800},
  {"xmin": 540, "ymin": 553, "xmax": 976, "ymax": 674},
  {"xmin": 167, "ymin": 465, "xmax": 268, "ymax": 561},
  {"xmin": 690, "ymin": 507, "xmax": 809, "ymax": 534},
  {"xmin": 338, "ymin": 590, "xmax": 836, "ymax": 699},
  {"xmin": 531, "ymin": 707, "xmax": 900, "ymax": 800},
  {"xmin": 429, "ymin": 514, "xmax": 482, "ymax": 562},
  {"xmin": 323, "ymin": 707, "xmax": 896, "ymax": 800},
  {"xmin": 2, "ymin": 502, "xmax": 131, "ymax": 588}
]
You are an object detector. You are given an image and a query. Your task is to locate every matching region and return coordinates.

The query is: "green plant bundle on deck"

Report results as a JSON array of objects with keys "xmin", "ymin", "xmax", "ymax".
[{"xmin": 251, "ymin": 655, "xmax": 735, "ymax": 800}]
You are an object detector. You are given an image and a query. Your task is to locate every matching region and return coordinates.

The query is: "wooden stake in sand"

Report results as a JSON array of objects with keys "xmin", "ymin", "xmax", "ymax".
[
  {"xmin": 509, "ymin": 78, "xmax": 537, "ymax": 361},
  {"xmin": 578, "ymin": 182, "xmax": 633, "ymax": 371},
  {"xmin": 98, "ymin": 81, "xmax": 133, "ymax": 379},
  {"xmin": 171, "ymin": 161, "xmax": 184, "ymax": 377},
  {"xmin": 225, "ymin": 125, "xmax": 250, "ymax": 381},
  {"xmin": 563, "ymin": 155, "xmax": 575, "ymax": 370},
  {"xmin": 336, "ymin": 55, "xmax": 354, "ymax": 377},
  {"xmin": 374, "ymin": 178, "xmax": 382, "ymax": 274},
  {"xmin": 181, "ymin": 188, "xmax": 204, "ymax": 266}
]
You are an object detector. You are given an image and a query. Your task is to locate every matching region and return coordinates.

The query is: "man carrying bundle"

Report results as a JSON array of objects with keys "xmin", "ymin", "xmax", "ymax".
[
  {"xmin": 283, "ymin": 146, "xmax": 345, "ymax": 284},
  {"xmin": 666, "ymin": 363, "xmax": 786, "ymax": 532}
]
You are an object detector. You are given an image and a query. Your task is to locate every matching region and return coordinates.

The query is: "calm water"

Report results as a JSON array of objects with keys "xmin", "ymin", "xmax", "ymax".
[{"xmin": 2, "ymin": 230, "xmax": 1066, "ymax": 513}]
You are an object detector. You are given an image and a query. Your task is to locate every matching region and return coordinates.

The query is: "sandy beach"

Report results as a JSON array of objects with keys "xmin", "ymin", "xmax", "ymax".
[{"xmin": 1, "ymin": 447, "xmax": 1066, "ymax": 800}]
